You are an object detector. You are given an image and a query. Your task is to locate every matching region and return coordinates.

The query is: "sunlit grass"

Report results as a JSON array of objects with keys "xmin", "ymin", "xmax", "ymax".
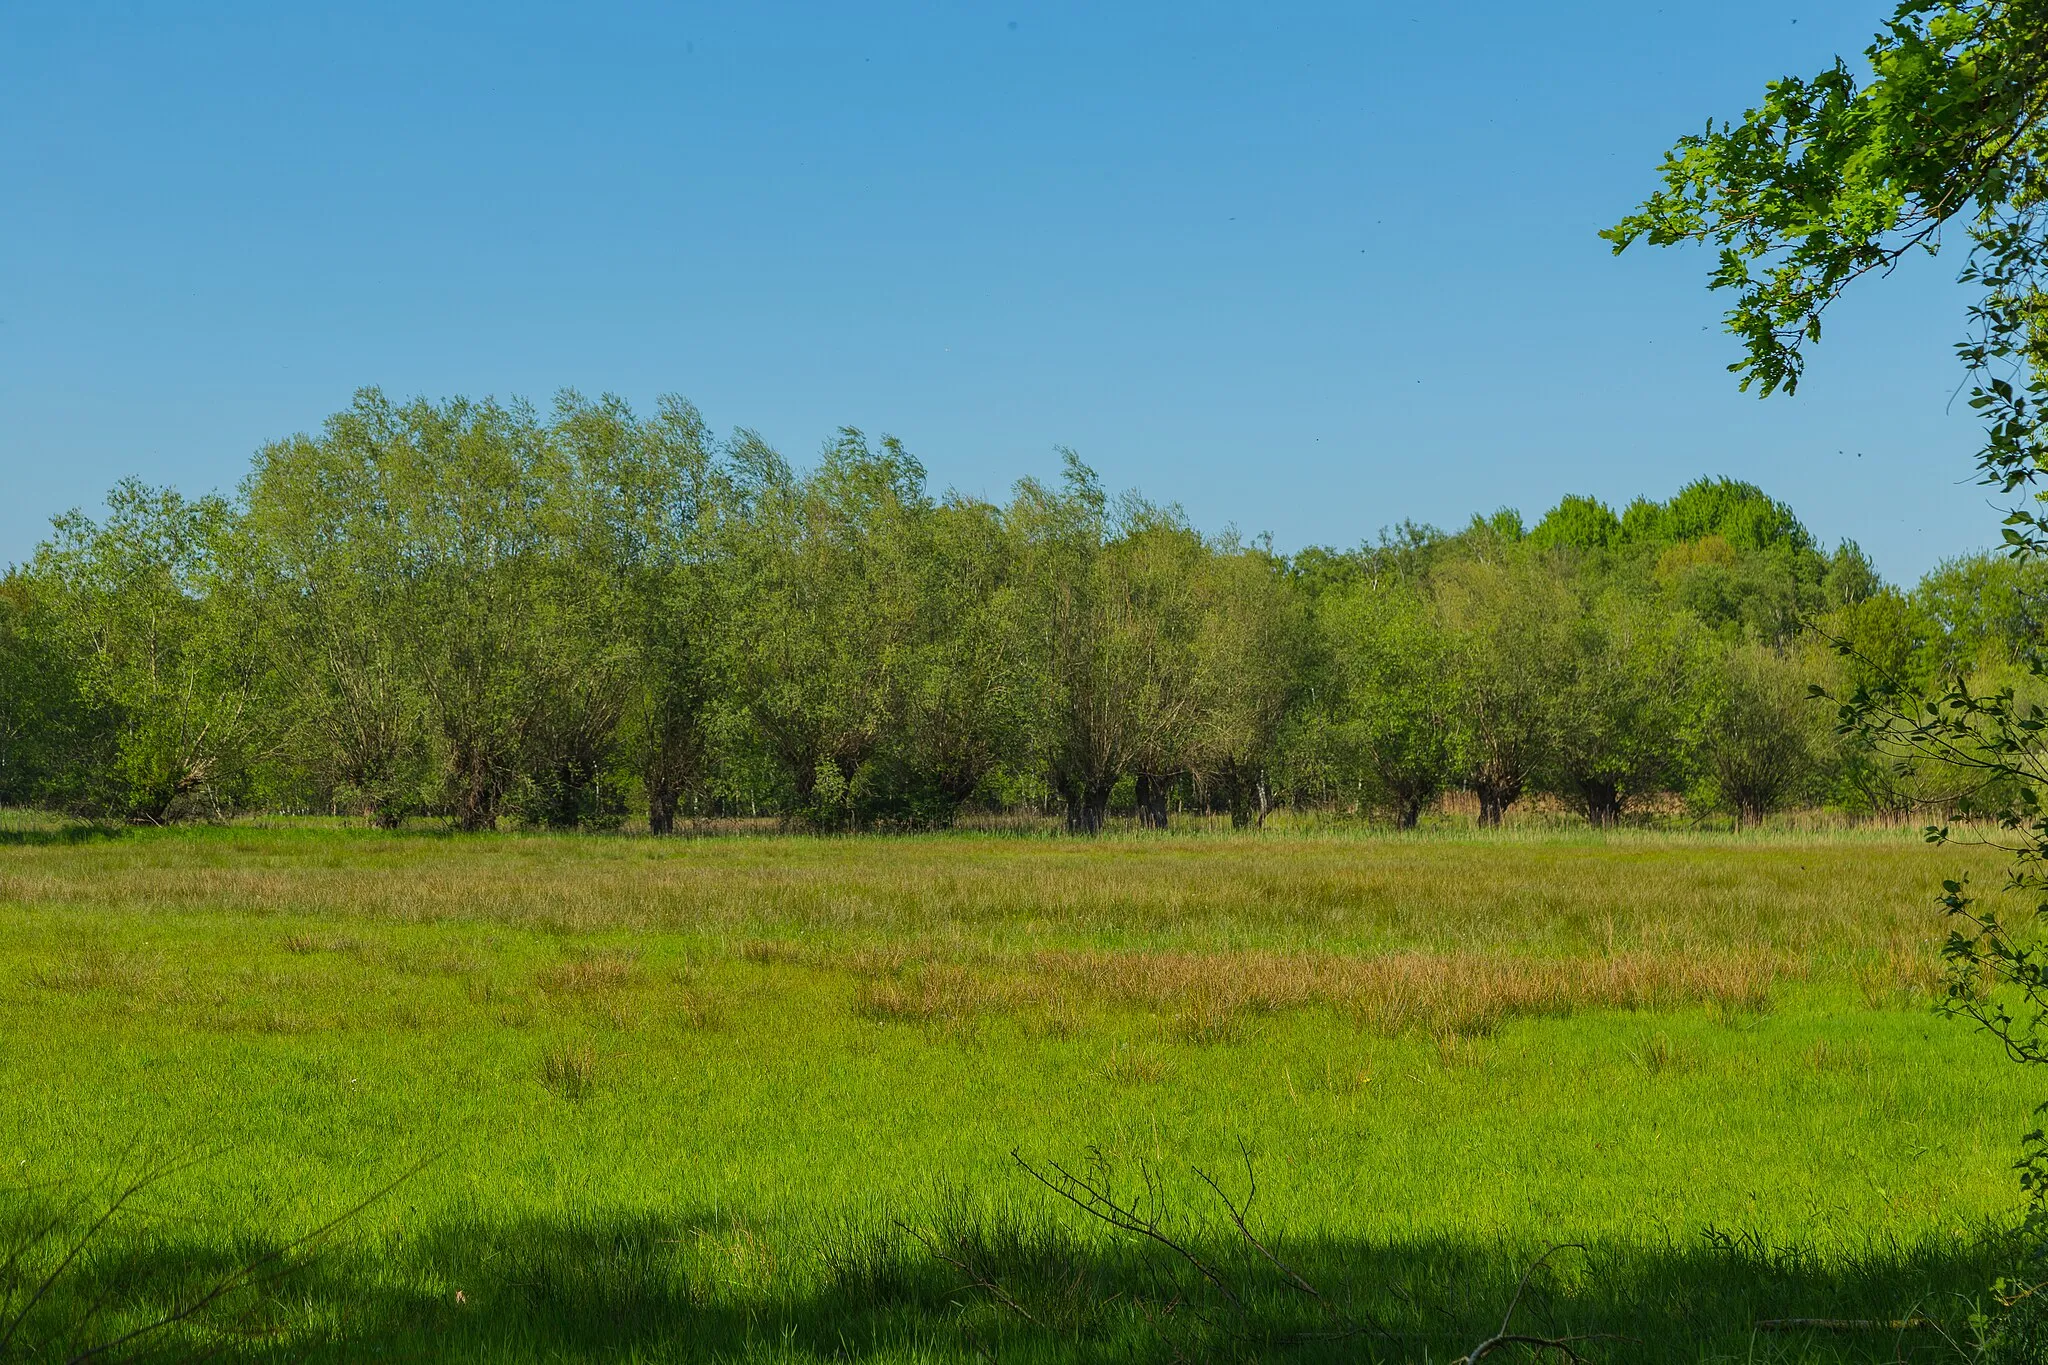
[{"xmin": 0, "ymin": 818, "xmax": 2034, "ymax": 1361}]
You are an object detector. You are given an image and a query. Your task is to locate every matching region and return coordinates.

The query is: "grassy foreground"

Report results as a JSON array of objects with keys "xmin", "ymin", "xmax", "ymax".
[{"xmin": 0, "ymin": 818, "xmax": 2039, "ymax": 1362}]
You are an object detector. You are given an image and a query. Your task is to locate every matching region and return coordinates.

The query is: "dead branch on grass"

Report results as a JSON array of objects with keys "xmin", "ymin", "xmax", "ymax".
[
  {"xmin": 892, "ymin": 1219, "xmax": 1043, "ymax": 1328},
  {"xmin": 1452, "ymin": 1243, "xmax": 1602, "ymax": 1363},
  {"xmin": 1011, "ymin": 1147, "xmax": 1247, "ymax": 1317},
  {"xmin": 1185, "ymin": 1139, "xmax": 1393, "ymax": 1342},
  {"xmin": 0, "ymin": 1142, "xmax": 231, "ymax": 1357},
  {"xmin": 1010, "ymin": 1145, "xmax": 1579, "ymax": 1355},
  {"xmin": 66, "ymin": 1152, "xmax": 439, "ymax": 1364},
  {"xmin": 1002, "ymin": 1147, "xmax": 1615, "ymax": 1361},
  {"xmin": 0, "ymin": 1144, "xmax": 437, "ymax": 1364}
]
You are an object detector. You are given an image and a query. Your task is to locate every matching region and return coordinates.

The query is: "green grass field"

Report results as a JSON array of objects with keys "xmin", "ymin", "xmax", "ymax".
[{"xmin": 1, "ymin": 818, "xmax": 2040, "ymax": 1362}]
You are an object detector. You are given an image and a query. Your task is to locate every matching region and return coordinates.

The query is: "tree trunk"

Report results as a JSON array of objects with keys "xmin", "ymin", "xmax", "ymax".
[
  {"xmin": 1473, "ymin": 772, "xmax": 1522, "ymax": 828},
  {"xmin": 1065, "ymin": 781, "xmax": 1112, "ymax": 835},
  {"xmin": 449, "ymin": 740, "xmax": 498, "ymax": 832},
  {"xmin": 1476, "ymin": 791, "xmax": 1505, "ymax": 828},
  {"xmin": 647, "ymin": 778, "xmax": 677, "ymax": 836},
  {"xmin": 539, "ymin": 754, "xmax": 600, "ymax": 829},
  {"xmin": 1579, "ymin": 780, "xmax": 1621, "ymax": 827},
  {"xmin": 1136, "ymin": 772, "xmax": 1170, "ymax": 830},
  {"xmin": 1220, "ymin": 765, "xmax": 1258, "ymax": 829},
  {"xmin": 1397, "ymin": 796, "xmax": 1423, "ymax": 830},
  {"xmin": 1229, "ymin": 791, "xmax": 1253, "ymax": 830}
]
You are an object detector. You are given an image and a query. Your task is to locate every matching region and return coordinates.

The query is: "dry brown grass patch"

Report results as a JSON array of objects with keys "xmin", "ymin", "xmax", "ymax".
[
  {"xmin": 1168, "ymin": 996, "xmax": 1258, "ymax": 1045},
  {"xmin": 26, "ymin": 945, "xmax": 158, "ymax": 995},
  {"xmin": 534, "ymin": 950, "xmax": 642, "ymax": 997},
  {"xmin": 1102, "ymin": 1042, "xmax": 1169, "ymax": 1085},
  {"xmin": 1857, "ymin": 935, "xmax": 1945, "ymax": 1009},
  {"xmin": 666, "ymin": 988, "xmax": 725, "ymax": 1031},
  {"xmin": 737, "ymin": 939, "xmax": 814, "ymax": 968},
  {"xmin": 1036, "ymin": 948, "xmax": 1787, "ymax": 1039},
  {"xmin": 816, "ymin": 944, "xmax": 1791, "ymax": 1038},
  {"xmin": 850, "ymin": 965, "xmax": 1012, "ymax": 1025}
]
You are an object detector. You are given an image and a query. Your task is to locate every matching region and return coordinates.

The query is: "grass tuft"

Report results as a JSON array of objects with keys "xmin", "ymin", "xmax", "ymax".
[
  {"xmin": 539, "ymin": 1042, "xmax": 598, "ymax": 1100},
  {"xmin": 1101, "ymin": 1041, "xmax": 1169, "ymax": 1085},
  {"xmin": 1633, "ymin": 1030, "xmax": 1693, "ymax": 1076},
  {"xmin": 535, "ymin": 951, "xmax": 642, "ymax": 997}
]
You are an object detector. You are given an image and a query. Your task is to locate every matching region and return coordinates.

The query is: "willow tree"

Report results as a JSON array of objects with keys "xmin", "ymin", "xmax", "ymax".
[
  {"xmin": 1544, "ymin": 590, "xmax": 1700, "ymax": 825},
  {"xmin": 1434, "ymin": 552, "xmax": 1572, "ymax": 826},
  {"xmin": 1008, "ymin": 453, "xmax": 1208, "ymax": 834},
  {"xmin": 1701, "ymin": 638, "xmax": 1829, "ymax": 825},
  {"xmin": 1320, "ymin": 577, "xmax": 1455, "ymax": 828},
  {"xmin": 550, "ymin": 392, "xmax": 723, "ymax": 834},
  {"xmin": 247, "ymin": 391, "xmax": 635, "ymax": 832},
  {"xmin": 1192, "ymin": 539, "xmax": 1307, "ymax": 828},
  {"xmin": 1104, "ymin": 509, "xmax": 1211, "ymax": 830},
  {"xmin": 25, "ymin": 481, "xmax": 267, "ymax": 822},
  {"xmin": 723, "ymin": 428, "xmax": 932, "ymax": 829},
  {"xmin": 245, "ymin": 406, "xmax": 433, "ymax": 825},
  {"xmin": 896, "ymin": 495, "xmax": 1033, "ymax": 822}
]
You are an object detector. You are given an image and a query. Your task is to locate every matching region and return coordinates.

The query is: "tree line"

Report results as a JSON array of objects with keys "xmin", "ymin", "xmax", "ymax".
[{"xmin": 0, "ymin": 388, "xmax": 2034, "ymax": 833}]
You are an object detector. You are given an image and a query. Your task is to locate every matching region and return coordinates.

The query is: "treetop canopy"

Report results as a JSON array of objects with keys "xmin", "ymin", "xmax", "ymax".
[{"xmin": 1523, "ymin": 478, "xmax": 1817, "ymax": 556}]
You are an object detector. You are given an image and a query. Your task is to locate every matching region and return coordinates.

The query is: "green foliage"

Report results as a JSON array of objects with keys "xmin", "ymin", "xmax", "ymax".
[
  {"xmin": 1526, "ymin": 494, "xmax": 1621, "ymax": 552},
  {"xmin": 1605, "ymin": 0, "xmax": 2048, "ymax": 404},
  {"xmin": 1006, "ymin": 454, "xmax": 1254, "ymax": 832},
  {"xmin": 1320, "ymin": 580, "xmax": 1454, "ymax": 827},
  {"xmin": 1915, "ymin": 550, "xmax": 2048, "ymax": 676},
  {"xmin": 1699, "ymin": 639, "xmax": 1830, "ymax": 823},
  {"xmin": 1434, "ymin": 554, "xmax": 1572, "ymax": 824},
  {"xmin": 1985, "ymin": 1280, "xmax": 2048, "ymax": 1364},
  {"xmin": 1824, "ymin": 539, "xmax": 1883, "ymax": 608},
  {"xmin": 245, "ymin": 391, "xmax": 644, "ymax": 832},
  {"xmin": 1647, "ymin": 478, "xmax": 1816, "ymax": 556},
  {"xmin": 1547, "ymin": 591, "xmax": 1703, "ymax": 824},
  {"xmin": 0, "ymin": 574, "xmax": 95, "ymax": 809},
  {"xmin": 723, "ymin": 428, "xmax": 938, "ymax": 829},
  {"xmin": 1190, "ymin": 540, "xmax": 1308, "ymax": 826},
  {"xmin": 19, "ymin": 384, "xmax": 2048, "ymax": 839},
  {"xmin": 24, "ymin": 480, "xmax": 266, "ymax": 821}
]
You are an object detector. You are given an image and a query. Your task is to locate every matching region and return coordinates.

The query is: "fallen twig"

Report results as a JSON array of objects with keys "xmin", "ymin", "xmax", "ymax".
[
  {"xmin": 893, "ymin": 1219, "xmax": 1042, "ymax": 1327},
  {"xmin": 0, "ymin": 1142, "xmax": 230, "ymax": 1357},
  {"xmin": 1188, "ymin": 1140, "xmax": 1393, "ymax": 1343},
  {"xmin": 64, "ymin": 1152, "xmax": 439, "ymax": 1364},
  {"xmin": 1454, "ymin": 1244, "xmax": 1602, "ymax": 1364},
  {"xmin": 1011, "ymin": 1147, "xmax": 1245, "ymax": 1314}
]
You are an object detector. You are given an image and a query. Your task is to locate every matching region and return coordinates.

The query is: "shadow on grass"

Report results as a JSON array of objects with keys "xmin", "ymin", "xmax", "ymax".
[
  {"xmin": 4, "ymin": 1204, "xmax": 2017, "ymax": 1364},
  {"xmin": 0, "ymin": 822, "xmax": 127, "ymax": 848}
]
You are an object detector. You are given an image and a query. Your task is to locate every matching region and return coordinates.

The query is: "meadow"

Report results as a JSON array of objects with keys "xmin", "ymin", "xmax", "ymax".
[{"xmin": 0, "ymin": 816, "xmax": 2039, "ymax": 1362}]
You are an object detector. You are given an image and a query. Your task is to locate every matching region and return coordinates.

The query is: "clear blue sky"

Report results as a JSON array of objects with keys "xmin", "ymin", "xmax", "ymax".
[{"xmin": 0, "ymin": 1, "xmax": 1999, "ymax": 582}]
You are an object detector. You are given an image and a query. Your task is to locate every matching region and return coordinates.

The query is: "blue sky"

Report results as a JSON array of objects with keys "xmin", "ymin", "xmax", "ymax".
[{"xmin": 0, "ymin": 1, "xmax": 1998, "ymax": 581}]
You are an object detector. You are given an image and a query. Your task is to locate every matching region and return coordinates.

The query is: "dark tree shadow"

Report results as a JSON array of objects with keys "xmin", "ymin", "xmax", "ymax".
[
  {"xmin": 5, "ymin": 1202, "xmax": 2016, "ymax": 1364},
  {"xmin": 0, "ymin": 822, "xmax": 127, "ymax": 847}
]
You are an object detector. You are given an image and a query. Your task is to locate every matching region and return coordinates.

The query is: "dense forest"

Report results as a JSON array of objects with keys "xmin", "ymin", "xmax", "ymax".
[{"xmin": 0, "ymin": 389, "xmax": 2037, "ymax": 833}]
